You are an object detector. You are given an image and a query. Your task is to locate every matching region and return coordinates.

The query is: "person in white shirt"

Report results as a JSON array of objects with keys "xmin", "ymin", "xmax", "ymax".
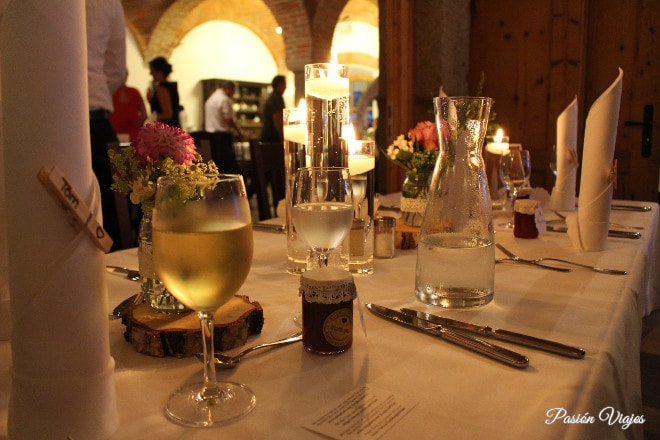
[
  {"xmin": 204, "ymin": 81, "xmax": 242, "ymax": 174},
  {"xmin": 86, "ymin": 0, "xmax": 127, "ymax": 250}
]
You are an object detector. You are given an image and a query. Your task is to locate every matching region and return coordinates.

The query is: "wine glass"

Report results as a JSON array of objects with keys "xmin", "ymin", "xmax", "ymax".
[
  {"xmin": 292, "ymin": 167, "xmax": 354, "ymax": 268},
  {"xmin": 549, "ymin": 145, "xmax": 558, "ymax": 177},
  {"xmin": 152, "ymin": 174, "xmax": 255, "ymax": 427},
  {"xmin": 519, "ymin": 148, "xmax": 532, "ymax": 187},
  {"xmin": 499, "ymin": 147, "xmax": 528, "ymax": 228}
]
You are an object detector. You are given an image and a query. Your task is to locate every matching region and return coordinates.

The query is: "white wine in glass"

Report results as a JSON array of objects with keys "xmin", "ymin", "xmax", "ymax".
[
  {"xmin": 153, "ymin": 174, "xmax": 255, "ymax": 427},
  {"xmin": 292, "ymin": 167, "xmax": 354, "ymax": 268}
]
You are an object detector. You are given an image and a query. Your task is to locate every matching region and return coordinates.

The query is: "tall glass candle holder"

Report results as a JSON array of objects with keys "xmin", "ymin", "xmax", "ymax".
[
  {"xmin": 484, "ymin": 130, "xmax": 510, "ymax": 210},
  {"xmin": 305, "ymin": 63, "xmax": 350, "ymax": 270},
  {"xmin": 283, "ymin": 107, "xmax": 310, "ymax": 274},
  {"xmin": 305, "ymin": 63, "xmax": 350, "ymax": 169},
  {"xmin": 347, "ymin": 140, "xmax": 375, "ymax": 274}
]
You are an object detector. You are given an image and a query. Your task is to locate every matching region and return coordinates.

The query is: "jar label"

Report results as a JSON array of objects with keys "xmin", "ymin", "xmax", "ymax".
[{"xmin": 323, "ymin": 308, "xmax": 352, "ymax": 347}]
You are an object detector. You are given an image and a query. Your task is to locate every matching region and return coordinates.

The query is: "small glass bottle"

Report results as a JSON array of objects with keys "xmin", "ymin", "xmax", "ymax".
[
  {"xmin": 374, "ymin": 216, "xmax": 396, "ymax": 258},
  {"xmin": 299, "ymin": 268, "xmax": 356, "ymax": 355}
]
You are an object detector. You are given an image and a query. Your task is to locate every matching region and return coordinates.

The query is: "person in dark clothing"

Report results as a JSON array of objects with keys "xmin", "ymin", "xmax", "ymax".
[
  {"xmin": 260, "ymin": 75, "xmax": 287, "ymax": 142},
  {"xmin": 147, "ymin": 56, "xmax": 181, "ymax": 128},
  {"xmin": 86, "ymin": 0, "xmax": 126, "ymax": 251}
]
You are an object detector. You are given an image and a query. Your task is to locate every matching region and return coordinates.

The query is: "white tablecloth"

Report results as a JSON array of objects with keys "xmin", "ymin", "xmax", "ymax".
[{"xmin": 1, "ymin": 201, "xmax": 658, "ymax": 439}]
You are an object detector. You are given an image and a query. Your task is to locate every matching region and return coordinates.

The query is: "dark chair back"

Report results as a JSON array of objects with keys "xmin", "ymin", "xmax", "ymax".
[
  {"xmin": 249, "ymin": 140, "xmax": 285, "ymax": 220},
  {"xmin": 188, "ymin": 131, "xmax": 213, "ymax": 163}
]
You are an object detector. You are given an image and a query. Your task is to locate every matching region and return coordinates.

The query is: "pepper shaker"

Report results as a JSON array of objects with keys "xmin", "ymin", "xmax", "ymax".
[{"xmin": 374, "ymin": 216, "xmax": 396, "ymax": 258}]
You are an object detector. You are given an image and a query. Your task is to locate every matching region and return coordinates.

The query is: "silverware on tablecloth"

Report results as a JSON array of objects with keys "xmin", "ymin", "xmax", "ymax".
[
  {"xmin": 196, "ymin": 332, "xmax": 302, "ymax": 369},
  {"xmin": 366, "ymin": 304, "xmax": 529, "ymax": 369},
  {"xmin": 554, "ymin": 211, "xmax": 644, "ymax": 231},
  {"xmin": 495, "ymin": 244, "xmax": 571, "ymax": 272},
  {"xmin": 252, "ymin": 222, "xmax": 286, "ymax": 233},
  {"xmin": 106, "ymin": 265, "xmax": 140, "ymax": 281},
  {"xmin": 611, "ymin": 204, "xmax": 652, "ymax": 212},
  {"xmin": 545, "ymin": 223, "xmax": 642, "ymax": 239},
  {"xmin": 399, "ymin": 308, "xmax": 586, "ymax": 359},
  {"xmin": 496, "ymin": 244, "xmax": 627, "ymax": 275},
  {"xmin": 108, "ymin": 295, "xmax": 137, "ymax": 320}
]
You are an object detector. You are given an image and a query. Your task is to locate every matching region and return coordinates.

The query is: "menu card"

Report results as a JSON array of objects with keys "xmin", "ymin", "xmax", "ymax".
[{"xmin": 302, "ymin": 385, "xmax": 418, "ymax": 439}]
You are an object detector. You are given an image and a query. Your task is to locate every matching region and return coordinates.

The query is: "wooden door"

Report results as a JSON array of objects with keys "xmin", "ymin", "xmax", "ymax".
[{"xmin": 469, "ymin": 0, "xmax": 659, "ymax": 202}]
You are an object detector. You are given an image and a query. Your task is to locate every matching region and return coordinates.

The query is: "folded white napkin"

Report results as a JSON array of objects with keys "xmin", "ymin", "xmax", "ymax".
[
  {"xmin": 550, "ymin": 96, "xmax": 579, "ymax": 211},
  {"xmin": 2, "ymin": 2, "xmax": 117, "ymax": 438},
  {"xmin": 566, "ymin": 68, "xmax": 623, "ymax": 251}
]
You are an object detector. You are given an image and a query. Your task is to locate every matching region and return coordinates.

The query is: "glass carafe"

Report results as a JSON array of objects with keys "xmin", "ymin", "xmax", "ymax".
[{"xmin": 415, "ymin": 97, "xmax": 493, "ymax": 308}]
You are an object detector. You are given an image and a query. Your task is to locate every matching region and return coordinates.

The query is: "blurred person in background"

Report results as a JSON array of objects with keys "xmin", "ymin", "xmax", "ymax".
[
  {"xmin": 260, "ymin": 75, "xmax": 286, "ymax": 142},
  {"xmin": 86, "ymin": 0, "xmax": 126, "ymax": 251},
  {"xmin": 110, "ymin": 71, "xmax": 147, "ymax": 142},
  {"xmin": 147, "ymin": 56, "xmax": 181, "ymax": 128}
]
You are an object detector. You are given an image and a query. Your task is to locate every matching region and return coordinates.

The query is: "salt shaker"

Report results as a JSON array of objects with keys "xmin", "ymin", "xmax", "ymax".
[
  {"xmin": 299, "ymin": 268, "xmax": 356, "ymax": 355},
  {"xmin": 374, "ymin": 216, "xmax": 396, "ymax": 258}
]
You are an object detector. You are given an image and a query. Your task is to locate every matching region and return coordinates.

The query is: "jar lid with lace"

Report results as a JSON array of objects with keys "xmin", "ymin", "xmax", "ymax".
[{"xmin": 299, "ymin": 268, "xmax": 357, "ymax": 304}]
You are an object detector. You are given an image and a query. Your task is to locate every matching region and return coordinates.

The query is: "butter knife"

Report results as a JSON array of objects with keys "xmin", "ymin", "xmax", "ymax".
[
  {"xmin": 400, "ymin": 308, "xmax": 585, "ymax": 359},
  {"xmin": 366, "ymin": 304, "xmax": 529, "ymax": 368}
]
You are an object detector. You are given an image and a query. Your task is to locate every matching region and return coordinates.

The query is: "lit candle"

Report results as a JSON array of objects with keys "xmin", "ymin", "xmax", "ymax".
[
  {"xmin": 343, "ymin": 124, "xmax": 375, "ymax": 175},
  {"xmin": 486, "ymin": 128, "xmax": 510, "ymax": 155},
  {"xmin": 283, "ymin": 99, "xmax": 307, "ymax": 144}
]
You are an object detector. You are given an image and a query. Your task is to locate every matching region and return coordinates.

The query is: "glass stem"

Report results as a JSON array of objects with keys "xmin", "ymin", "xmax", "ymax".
[
  {"xmin": 199, "ymin": 311, "xmax": 221, "ymax": 401},
  {"xmin": 317, "ymin": 253, "xmax": 328, "ymax": 268}
]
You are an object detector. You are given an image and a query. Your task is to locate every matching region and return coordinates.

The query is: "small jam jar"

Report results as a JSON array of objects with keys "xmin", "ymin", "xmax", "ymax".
[
  {"xmin": 299, "ymin": 268, "xmax": 356, "ymax": 355},
  {"xmin": 514, "ymin": 199, "xmax": 542, "ymax": 239}
]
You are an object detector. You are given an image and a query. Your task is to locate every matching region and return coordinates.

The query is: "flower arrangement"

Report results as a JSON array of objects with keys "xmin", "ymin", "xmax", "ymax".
[
  {"xmin": 108, "ymin": 122, "xmax": 218, "ymax": 210},
  {"xmin": 385, "ymin": 121, "xmax": 440, "ymax": 181}
]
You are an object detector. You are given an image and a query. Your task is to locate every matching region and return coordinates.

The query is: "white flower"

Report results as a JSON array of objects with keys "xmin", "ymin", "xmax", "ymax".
[{"xmin": 130, "ymin": 179, "xmax": 155, "ymax": 204}]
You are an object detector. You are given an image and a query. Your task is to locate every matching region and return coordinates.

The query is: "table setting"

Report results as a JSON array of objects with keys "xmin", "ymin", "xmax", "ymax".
[{"xmin": 1, "ymin": 43, "xmax": 659, "ymax": 440}]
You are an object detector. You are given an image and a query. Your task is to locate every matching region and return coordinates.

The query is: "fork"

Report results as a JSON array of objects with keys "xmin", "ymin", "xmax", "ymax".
[
  {"xmin": 496, "ymin": 244, "xmax": 627, "ymax": 275},
  {"xmin": 196, "ymin": 332, "xmax": 303, "ymax": 369},
  {"xmin": 495, "ymin": 244, "xmax": 571, "ymax": 272}
]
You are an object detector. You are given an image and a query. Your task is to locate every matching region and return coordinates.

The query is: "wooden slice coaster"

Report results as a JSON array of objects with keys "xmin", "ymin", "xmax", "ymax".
[
  {"xmin": 120, "ymin": 295, "xmax": 264, "ymax": 358},
  {"xmin": 395, "ymin": 219, "xmax": 420, "ymax": 249}
]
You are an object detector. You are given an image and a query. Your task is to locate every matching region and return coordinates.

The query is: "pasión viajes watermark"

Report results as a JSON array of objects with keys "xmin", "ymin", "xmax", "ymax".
[{"xmin": 545, "ymin": 407, "xmax": 645, "ymax": 430}]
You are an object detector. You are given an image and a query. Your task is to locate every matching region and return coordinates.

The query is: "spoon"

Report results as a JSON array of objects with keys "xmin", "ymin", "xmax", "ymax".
[
  {"xmin": 106, "ymin": 265, "xmax": 141, "ymax": 281},
  {"xmin": 196, "ymin": 332, "xmax": 303, "ymax": 369},
  {"xmin": 108, "ymin": 295, "xmax": 137, "ymax": 320}
]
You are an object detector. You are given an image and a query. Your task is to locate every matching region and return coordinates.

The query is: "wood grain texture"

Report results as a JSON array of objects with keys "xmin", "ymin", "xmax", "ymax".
[{"xmin": 121, "ymin": 295, "xmax": 264, "ymax": 358}]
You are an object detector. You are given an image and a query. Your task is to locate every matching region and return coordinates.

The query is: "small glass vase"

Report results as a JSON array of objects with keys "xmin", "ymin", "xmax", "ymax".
[
  {"xmin": 400, "ymin": 172, "xmax": 431, "ymax": 227},
  {"xmin": 138, "ymin": 206, "xmax": 187, "ymax": 313}
]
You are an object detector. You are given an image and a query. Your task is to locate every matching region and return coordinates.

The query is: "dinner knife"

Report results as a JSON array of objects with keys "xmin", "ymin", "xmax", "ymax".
[
  {"xmin": 252, "ymin": 222, "xmax": 286, "ymax": 233},
  {"xmin": 545, "ymin": 224, "xmax": 641, "ymax": 239},
  {"xmin": 611, "ymin": 204, "xmax": 652, "ymax": 212},
  {"xmin": 366, "ymin": 304, "xmax": 529, "ymax": 368},
  {"xmin": 400, "ymin": 308, "xmax": 585, "ymax": 359}
]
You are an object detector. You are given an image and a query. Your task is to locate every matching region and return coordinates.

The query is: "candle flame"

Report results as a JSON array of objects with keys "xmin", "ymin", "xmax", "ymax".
[{"xmin": 494, "ymin": 128, "xmax": 504, "ymax": 143}]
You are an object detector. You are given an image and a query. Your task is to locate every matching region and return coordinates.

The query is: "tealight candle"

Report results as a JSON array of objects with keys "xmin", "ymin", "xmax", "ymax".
[{"xmin": 486, "ymin": 128, "xmax": 510, "ymax": 155}]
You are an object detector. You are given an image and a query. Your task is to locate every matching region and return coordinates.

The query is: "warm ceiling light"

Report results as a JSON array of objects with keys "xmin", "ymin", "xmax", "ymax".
[{"xmin": 275, "ymin": 26, "xmax": 282, "ymax": 35}]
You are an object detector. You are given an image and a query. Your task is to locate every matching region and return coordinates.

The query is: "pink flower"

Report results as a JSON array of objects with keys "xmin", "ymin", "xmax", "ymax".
[
  {"xmin": 409, "ymin": 121, "xmax": 439, "ymax": 151},
  {"xmin": 132, "ymin": 122, "xmax": 197, "ymax": 165}
]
